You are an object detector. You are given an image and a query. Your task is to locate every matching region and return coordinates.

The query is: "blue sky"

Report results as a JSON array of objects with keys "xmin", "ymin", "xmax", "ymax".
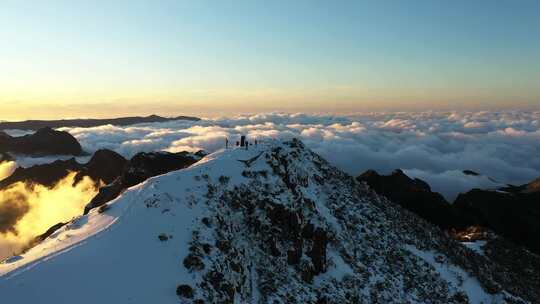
[{"xmin": 1, "ymin": 0, "xmax": 539, "ymax": 119}]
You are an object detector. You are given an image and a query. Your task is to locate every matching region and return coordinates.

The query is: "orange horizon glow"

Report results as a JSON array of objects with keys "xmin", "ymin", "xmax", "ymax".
[{"xmin": 3, "ymin": 93, "xmax": 539, "ymax": 122}]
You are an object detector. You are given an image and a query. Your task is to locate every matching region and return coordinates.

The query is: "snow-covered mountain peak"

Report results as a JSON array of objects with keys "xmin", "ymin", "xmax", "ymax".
[{"xmin": 0, "ymin": 139, "xmax": 534, "ymax": 303}]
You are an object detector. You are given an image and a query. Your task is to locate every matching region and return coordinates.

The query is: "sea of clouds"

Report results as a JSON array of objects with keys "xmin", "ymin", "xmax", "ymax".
[{"xmin": 5, "ymin": 111, "xmax": 540, "ymax": 202}]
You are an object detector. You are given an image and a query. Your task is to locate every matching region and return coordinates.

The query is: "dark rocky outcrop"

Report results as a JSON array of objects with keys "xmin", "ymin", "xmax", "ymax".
[
  {"xmin": 82, "ymin": 149, "xmax": 128, "ymax": 185},
  {"xmin": 454, "ymin": 187, "xmax": 540, "ymax": 254},
  {"xmin": 0, "ymin": 114, "xmax": 200, "ymax": 131},
  {"xmin": 482, "ymin": 237, "xmax": 540, "ymax": 289},
  {"xmin": 0, "ymin": 149, "xmax": 127, "ymax": 190},
  {"xmin": 0, "ymin": 127, "xmax": 82, "ymax": 156},
  {"xmin": 263, "ymin": 201, "xmax": 329, "ymax": 282},
  {"xmin": 84, "ymin": 150, "xmax": 205, "ymax": 214},
  {"xmin": 176, "ymin": 284, "xmax": 194, "ymax": 299},
  {"xmin": 123, "ymin": 150, "xmax": 206, "ymax": 186},
  {"xmin": 359, "ymin": 168, "xmax": 540, "ymax": 255},
  {"xmin": 357, "ymin": 169, "xmax": 467, "ymax": 229},
  {"xmin": 0, "ymin": 151, "xmax": 14, "ymax": 163},
  {"xmin": 33, "ymin": 222, "xmax": 67, "ymax": 244},
  {"xmin": 0, "ymin": 158, "xmax": 81, "ymax": 189},
  {"xmin": 462, "ymin": 170, "xmax": 480, "ymax": 176}
]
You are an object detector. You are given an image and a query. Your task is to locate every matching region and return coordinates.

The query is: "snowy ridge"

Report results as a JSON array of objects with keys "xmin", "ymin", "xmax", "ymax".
[{"xmin": 0, "ymin": 139, "xmax": 533, "ymax": 303}]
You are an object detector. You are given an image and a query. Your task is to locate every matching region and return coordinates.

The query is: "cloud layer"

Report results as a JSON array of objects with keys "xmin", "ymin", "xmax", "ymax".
[
  {"xmin": 5, "ymin": 111, "xmax": 540, "ymax": 202},
  {"xmin": 0, "ymin": 173, "xmax": 99, "ymax": 260},
  {"xmin": 0, "ymin": 161, "xmax": 17, "ymax": 181}
]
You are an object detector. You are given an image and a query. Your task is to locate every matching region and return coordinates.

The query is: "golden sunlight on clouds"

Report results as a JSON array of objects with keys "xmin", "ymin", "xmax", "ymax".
[
  {"xmin": 0, "ymin": 161, "xmax": 17, "ymax": 181},
  {"xmin": 0, "ymin": 173, "xmax": 100, "ymax": 259}
]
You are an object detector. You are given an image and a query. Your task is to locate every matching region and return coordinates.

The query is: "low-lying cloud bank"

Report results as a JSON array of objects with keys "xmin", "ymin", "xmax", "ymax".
[
  {"xmin": 0, "ymin": 173, "xmax": 99, "ymax": 260},
  {"xmin": 0, "ymin": 161, "xmax": 17, "ymax": 181},
  {"xmin": 5, "ymin": 111, "xmax": 540, "ymax": 201}
]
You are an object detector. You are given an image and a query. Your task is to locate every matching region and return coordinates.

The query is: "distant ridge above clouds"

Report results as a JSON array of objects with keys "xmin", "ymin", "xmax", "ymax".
[
  {"xmin": 0, "ymin": 114, "xmax": 200, "ymax": 131},
  {"xmin": 0, "ymin": 127, "xmax": 82, "ymax": 156}
]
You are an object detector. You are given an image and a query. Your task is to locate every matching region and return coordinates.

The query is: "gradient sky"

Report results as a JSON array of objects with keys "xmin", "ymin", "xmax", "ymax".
[{"xmin": 1, "ymin": 0, "xmax": 539, "ymax": 120}]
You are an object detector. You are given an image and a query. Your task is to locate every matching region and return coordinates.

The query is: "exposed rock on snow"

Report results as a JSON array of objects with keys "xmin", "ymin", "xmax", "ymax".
[
  {"xmin": 360, "ymin": 168, "xmax": 540, "ymax": 256},
  {"xmin": 84, "ymin": 150, "xmax": 205, "ymax": 214},
  {"xmin": 454, "ymin": 187, "xmax": 540, "ymax": 254},
  {"xmin": 0, "ymin": 139, "xmax": 536, "ymax": 303},
  {"xmin": 357, "ymin": 169, "xmax": 466, "ymax": 229},
  {"xmin": 0, "ymin": 149, "xmax": 126, "ymax": 190}
]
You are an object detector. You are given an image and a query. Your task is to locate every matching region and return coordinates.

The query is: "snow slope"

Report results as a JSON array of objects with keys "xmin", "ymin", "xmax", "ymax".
[
  {"xmin": 0, "ymin": 147, "xmax": 240, "ymax": 303},
  {"xmin": 0, "ymin": 140, "xmax": 533, "ymax": 303}
]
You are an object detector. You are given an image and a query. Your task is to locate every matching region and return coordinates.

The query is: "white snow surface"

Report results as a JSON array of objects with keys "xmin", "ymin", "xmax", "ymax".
[
  {"xmin": 0, "ymin": 145, "xmax": 250, "ymax": 303},
  {"xmin": 461, "ymin": 241, "xmax": 487, "ymax": 256}
]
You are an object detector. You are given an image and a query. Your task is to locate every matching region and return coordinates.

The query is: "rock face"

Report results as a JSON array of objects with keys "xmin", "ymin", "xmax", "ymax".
[
  {"xmin": 357, "ymin": 169, "xmax": 466, "ymax": 229},
  {"xmin": 0, "ymin": 114, "xmax": 200, "ymax": 131},
  {"xmin": 454, "ymin": 187, "xmax": 540, "ymax": 254},
  {"xmin": 0, "ymin": 152, "xmax": 14, "ymax": 163},
  {"xmin": 0, "ymin": 158, "xmax": 81, "ymax": 189},
  {"xmin": 463, "ymin": 170, "xmax": 480, "ymax": 176},
  {"xmin": 83, "ymin": 150, "xmax": 205, "ymax": 214},
  {"xmin": 358, "ymin": 168, "xmax": 540, "ymax": 256},
  {"xmin": 1, "ymin": 139, "xmax": 536, "ymax": 303},
  {"xmin": 83, "ymin": 149, "xmax": 128, "ymax": 185},
  {"xmin": 34, "ymin": 222, "xmax": 68, "ymax": 244},
  {"xmin": 0, "ymin": 149, "xmax": 126, "ymax": 190},
  {"xmin": 0, "ymin": 127, "xmax": 82, "ymax": 156},
  {"xmin": 123, "ymin": 150, "xmax": 206, "ymax": 186}
]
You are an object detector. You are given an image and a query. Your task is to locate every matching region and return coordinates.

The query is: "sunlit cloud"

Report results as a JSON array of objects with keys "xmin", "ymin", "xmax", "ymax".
[
  {"xmin": 0, "ymin": 173, "xmax": 100, "ymax": 260},
  {"xmin": 0, "ymin": 161, "xmax": 17, "ymax": 181}
]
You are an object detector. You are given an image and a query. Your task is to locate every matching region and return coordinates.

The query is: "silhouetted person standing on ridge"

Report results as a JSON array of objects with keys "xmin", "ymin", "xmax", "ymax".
[{"xmin": 240, "ymin": 135, "xmax": 246, "ymax": 147}]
